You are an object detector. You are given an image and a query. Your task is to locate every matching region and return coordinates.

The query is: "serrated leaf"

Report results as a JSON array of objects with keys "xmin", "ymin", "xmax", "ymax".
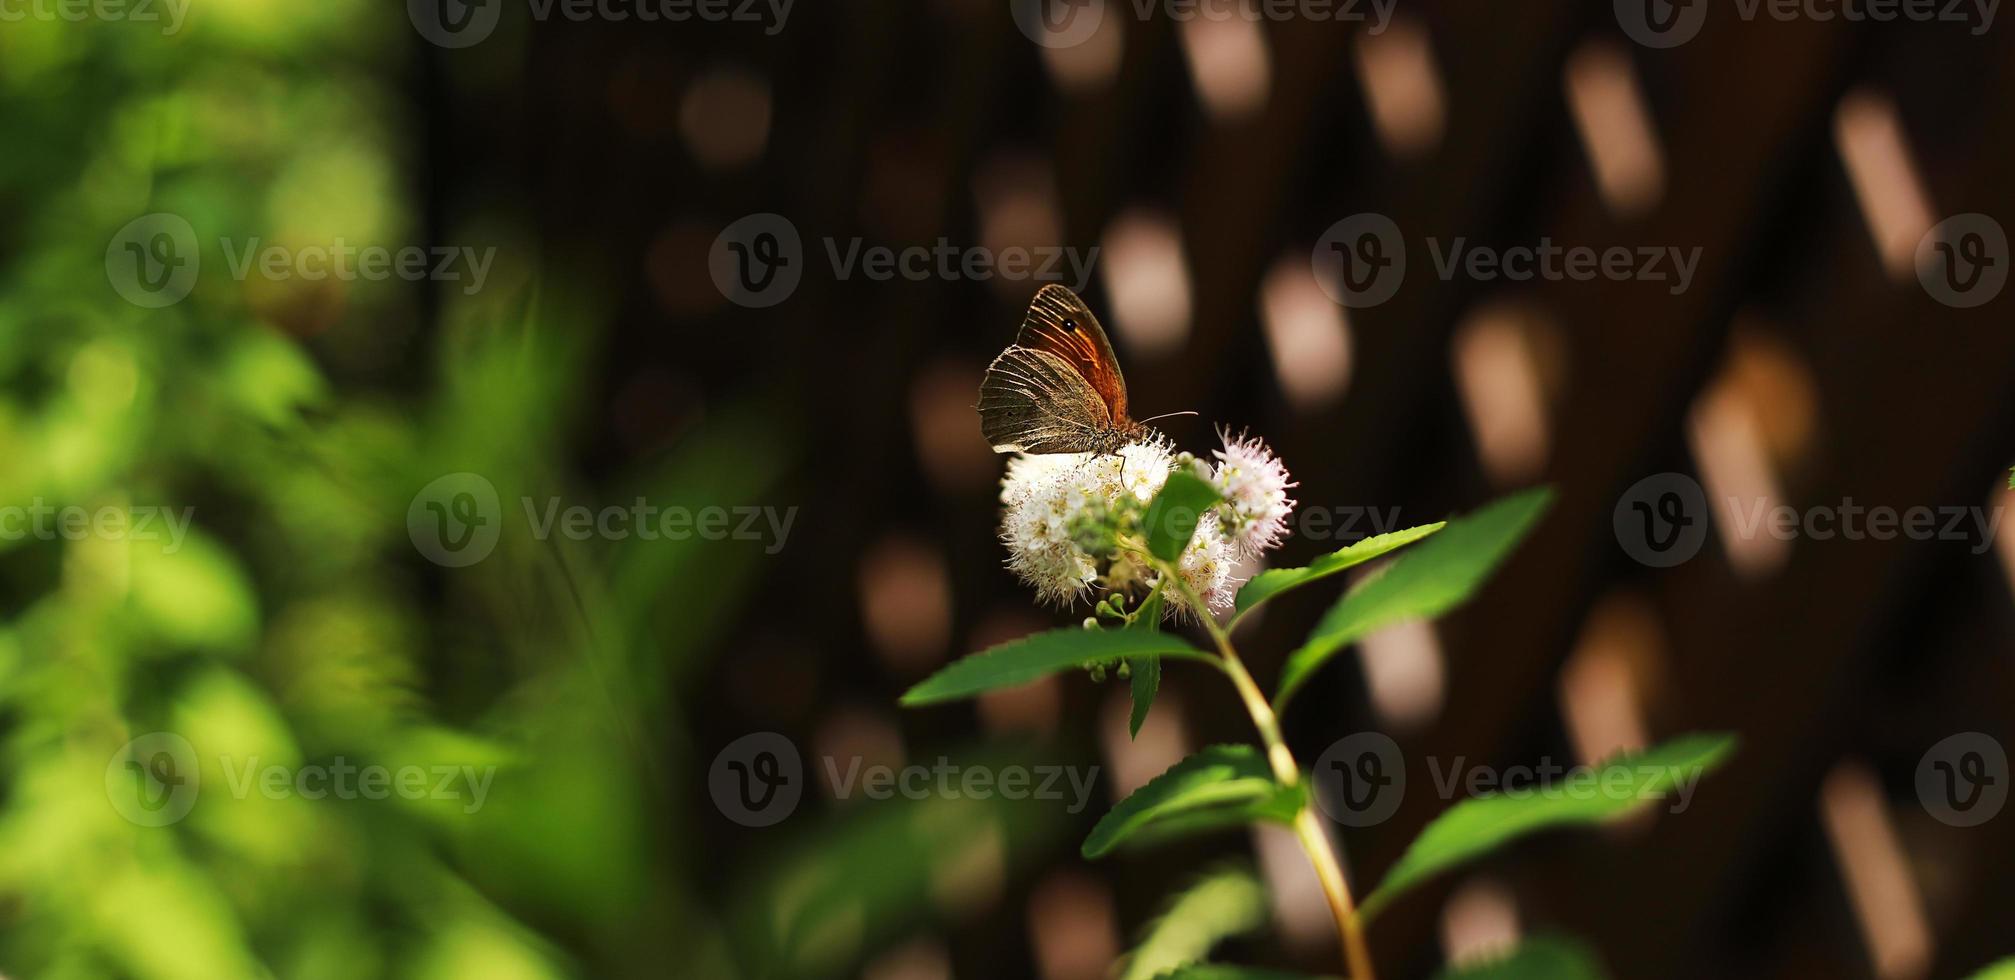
[
  {"xmin": 1276, "ymin": 488, "xmax": 1553, "ymax": 707},
  {"xmin": 1433, "ymin": 934, "xmax": 1608, "ymax": 979},
  {"xmin": 1128, "ymin": 588, "xmax": 1167, "ymax": 738},
  {"xmin": 1128, "ymin": 652, "xmax": 1162, "ymax": 738},
  {"xmin": 1362, "ymin": 733, "xmax": 1737, "ymax": 920},
  {"xmin": 1083, "ymin": 746, "xmax": 1300, "ymax": 859},
  {"xmin": 1152, "ymin": 967, "xmax": 1332, "ymax": 980},
  {"xmin": 1105, "ymin": 794, "xmax": 1303, "ymax": 854},
  {"xmin": 1119, "ymin": 864, "xmax": 1270, "ymax": 980},
  {"xmin": 1232, "ymin": 522, "xmax": 1446, "ymax": 620},
  {"xmin": 1145, "ymin": 470, "xmax": 1221, "ymax": 562},
  {"xmin": 901, "ymin": 628, "xmax": 1212, "ymax": 706}
]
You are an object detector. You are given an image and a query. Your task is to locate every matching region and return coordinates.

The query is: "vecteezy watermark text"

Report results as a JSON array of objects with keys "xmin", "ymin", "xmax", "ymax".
[
  {"xmin": 708, "ymin": 213, "xmax": 1099, "ymax": 307},
  {"xmin": 0, "ymin": 0, "xmax": 188, "ymax": 33},
  {"xmin": 407, "ymin": 472, "xmax": 798, "ymax": 567},
  {"xmin": 105, "ymin": 213, "xmax": 497, "ymax": 308},
  {"xmin": 708, "ymin": 731, "xmax": 1102, "ymax": 827},
  {"xmin": 1312, "ymin": 732, "xmax": 1714, "ymax": 827},
  {"xmin": 1615, "ymin": 0, "xmax": 1997, "ymax": 49},
  {"xmin": 822, "ymin": 756, "xmax": 1099, "ymax": 813},
  {"xmin": 218, "ymin": 239, "xmax": 494, "ymax": 296},
  {"xmin": 1422, "ymin": 238, "xmax": 1700, "ymax": 296},
  {"xmin": 408, "ymin": 0, "xmax": 792, "ymax": 48},
  {"xmin": 1293, "ymin": 505, "xmax": 1406, "ymax": 542},
  {"xmin": 106, "ymin": 732, "xmax": 496, "ymax": 827},
  {"xmin": 219, "ymin": 756, "xmax": 494, "ymax": 814},
  {"xmin": 1312, "ymin": 213, "xmax": 1702, "ymax": 308},
  {"xmin": 823, "ymin": 239, "xmax": 1095, "ymax": 290},
  {"xmin": 520, "ymin": 497, "xmax": 796, "ymax": 550},
  {"xmin": 0, "ymin": 500, "xmax": 194, "ymax": 553},
  {"xmin": 1010, "ymin": 0, "xmax": 1396, "ymax": 49},
  {"xmin": 1614, "ymin": 472, "xmax": 2003, "ymax": 567}
]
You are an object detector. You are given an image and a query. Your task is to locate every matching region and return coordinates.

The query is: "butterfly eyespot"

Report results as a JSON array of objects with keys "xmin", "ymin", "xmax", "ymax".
[{"xmin": 1062, "ymin": 318, "xmax": 1078, "ymax": 331}]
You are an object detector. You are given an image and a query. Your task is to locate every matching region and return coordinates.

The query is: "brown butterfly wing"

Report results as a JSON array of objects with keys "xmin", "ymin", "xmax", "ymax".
[
  {"xmin": 978, "ymin": 346, "xmax": 1113, "ymax": 453},
  {"xmin": 1015, "ymin": 284, "xmax": 1130, "ymax": 425}
]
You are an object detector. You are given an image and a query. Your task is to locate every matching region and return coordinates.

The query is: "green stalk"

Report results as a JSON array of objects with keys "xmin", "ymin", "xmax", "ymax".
[{"xmin": 1159, "ymin": 564, "xmax": 1376, "ymax": 980}]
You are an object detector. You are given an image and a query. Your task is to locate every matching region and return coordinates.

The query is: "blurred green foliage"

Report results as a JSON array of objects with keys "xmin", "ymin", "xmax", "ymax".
[{"xmin": 0, "ymin": 6, "xmax": 844, "ymax": 978}]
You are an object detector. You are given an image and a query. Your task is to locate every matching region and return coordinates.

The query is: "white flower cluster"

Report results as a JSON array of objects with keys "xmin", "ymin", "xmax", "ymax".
[{"xmin": 998, "ymin": 430, "xmax": 1297, "ymax": 619}]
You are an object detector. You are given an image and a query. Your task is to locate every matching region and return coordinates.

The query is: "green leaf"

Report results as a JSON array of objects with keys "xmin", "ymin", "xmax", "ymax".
[
  {"xmin": 1152, "ymin": 967, "xmax": 1331, "ymax": 980},
  {"xmin": 1362, "ymin": 733, "xmax": 1737, "ymax": 920},
  {"xmin": 901, "ymin": 628, "xmax": 1212, "ymax": 706},
  {"xmin": 1276, "ymin": 488, "xmax": 1553, "ymax": 707},
  {"xmin": 1083, "ymin": 746, "xmax": 1300, "ymax": 859},
  {"xmin": 1128, "ymin": 588, "xmax": 1167, "ymax": 738},
  {"xmin": 1128, "ymin": 652, "xmax": 1162, "ymax": 738},
  {"xmin": 1232, "ymin": 522, "xmax": 1446, "ymax": 619},
  {"xmin": 1433, "ymin": 935, "xmax": 1608, "ymax": 979},
  {"xmin": 1118, "ymin": 864, "xmax": 1271, "ymax": 980},
  {"xmin": 1145, "ymin": 470, "xmax": 1221, "ymax": 562},
  {"xmin": 1965, "ymin": 957, "xmax": 2015, "ymax": 980},
  {"xmin": 1106, "ymin": 794, "xmax": 1305, "ymax": 855}
]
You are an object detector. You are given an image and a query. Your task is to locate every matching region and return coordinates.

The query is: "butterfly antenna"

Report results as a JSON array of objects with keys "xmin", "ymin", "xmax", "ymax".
[{"xmin": 1137, "ymin": 410, "xmax": 1200, "ymax": 425}]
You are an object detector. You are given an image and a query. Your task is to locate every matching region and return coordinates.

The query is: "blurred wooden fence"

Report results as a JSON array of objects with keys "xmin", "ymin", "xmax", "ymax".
[{"xmin": 492, "ymin": 2, "xmax": 2015, "ymax": 976}]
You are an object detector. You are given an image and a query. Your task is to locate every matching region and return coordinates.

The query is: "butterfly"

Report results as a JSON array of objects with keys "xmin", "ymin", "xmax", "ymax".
[{"xmin": 979, "ymin": 285, "xmax": 1180, "ymax": 455}]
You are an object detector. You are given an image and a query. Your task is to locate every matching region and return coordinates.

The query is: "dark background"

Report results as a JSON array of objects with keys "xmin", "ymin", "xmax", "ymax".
[{"xmin": 532, "ymin": 3, "xmax": 2015, "ymax": 977}]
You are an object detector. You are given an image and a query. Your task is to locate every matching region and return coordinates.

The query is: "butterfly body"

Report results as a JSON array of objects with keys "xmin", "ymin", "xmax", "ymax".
[{"xmin": 979, "ymin": 285, "xmax": 1151, "ymax": 455}]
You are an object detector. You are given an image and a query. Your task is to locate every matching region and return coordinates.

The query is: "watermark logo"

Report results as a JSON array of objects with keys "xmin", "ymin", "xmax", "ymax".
[
  {"xmin": 106, "ymin": 732, "xmax": 200, "ymax": 827},
  {"xmin": 708, "ymin": 212, "xmax": 1101, "ymax": 308},
  {"xmin": 1009, "ymin": 0, "xmax": 1107, "ymax": 47},
  {"xmin": 408, "ymin": 0, "xmax": 501, "ymax": 47},
  {"xmin": 1916, "ymin": 732, "xmax": 2006, "ymax": 827},
  {"xmin": 1313, "ymin": 213, "xmax": 1406, "ymax": 309},
  {"xmin": 1614, "ymin": 0, "xmax": 1709, "ymax": 48},
  {"xmin": 408, "ymin": 473, "xmax": 503, "ymax": 568},
  {"xmin": 710, "ymin": 732, "xmax": 804, "ymax": 827},
  {"xmin": 1614, "ymin": 472, "xmax": 1710, "ymax": 568},
  {"xmin": 710, "ymin": 213, "xmax": 804, "ymax": 308},
  {"xmin": 106, "ymin": 213, "xmax": 200, "ymax": 308},
  {"xmin": 1313, "ymin": 731, "xmax": 1405, "ymax": 827},
  {"xmin": 1916, "ymin": 213, "xmax": 2007, "ymax": 308}
]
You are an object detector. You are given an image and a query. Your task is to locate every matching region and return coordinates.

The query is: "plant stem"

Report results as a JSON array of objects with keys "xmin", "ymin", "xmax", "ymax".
[{"xmin": 1164, "ymin": 571, "xmax": 1376, "ymax": 980}]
